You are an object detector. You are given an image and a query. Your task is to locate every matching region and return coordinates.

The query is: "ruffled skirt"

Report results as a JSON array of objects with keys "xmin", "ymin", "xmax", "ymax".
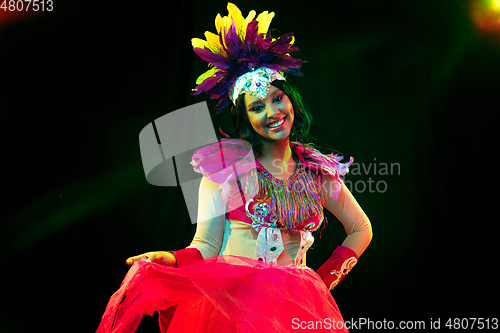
[{"xmin": 96, "ymin": 256, "xmax": 349, "ymax": 332}]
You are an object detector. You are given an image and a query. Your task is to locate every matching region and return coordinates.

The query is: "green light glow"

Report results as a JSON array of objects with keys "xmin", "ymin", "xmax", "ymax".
[{"xmin": 4, "ymin": 163, "xmax": 144, "ymax": 254}]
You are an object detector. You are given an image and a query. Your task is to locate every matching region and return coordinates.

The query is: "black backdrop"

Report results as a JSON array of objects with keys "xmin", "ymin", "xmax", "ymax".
[{"xmin": 1, "ymin": 0, "xmax": 498, "ymax": 332}]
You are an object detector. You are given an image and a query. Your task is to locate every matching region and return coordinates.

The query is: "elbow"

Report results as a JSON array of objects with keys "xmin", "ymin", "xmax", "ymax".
[
  {"xmin": 367, "ymin": 220, "xmax": 373, "ymax": 243},
  {"xmin": 358, "ymin": 220, "xmax": 373, "ymax": 256},
  {"xmin": 365, "ymin": 219, "xmax": 373, "ymax": 246},
  {"xmin": 345, "ymin": 218, "xmax": 372, "ymax": 257},
  {"xmin": 357, "ymin": 218, "xmax": 373, "ymax": 252}
]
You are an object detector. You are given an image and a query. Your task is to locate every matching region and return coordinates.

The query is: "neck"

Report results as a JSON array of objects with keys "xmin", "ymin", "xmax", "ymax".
[{"xmin": 258, "ymin": 138, "xmax": 293, "ymax": 166}]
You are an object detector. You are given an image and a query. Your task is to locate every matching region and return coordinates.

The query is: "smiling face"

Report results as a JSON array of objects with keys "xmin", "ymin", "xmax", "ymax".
[{"xmin": 244, "ymin": 84, "xmax": 295, "ymax": 143}]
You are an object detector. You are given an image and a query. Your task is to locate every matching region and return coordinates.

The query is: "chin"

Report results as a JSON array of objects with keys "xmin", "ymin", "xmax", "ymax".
[{"xmin": 263, "ymin": 131, "xmax": 291, "ymax": 142}]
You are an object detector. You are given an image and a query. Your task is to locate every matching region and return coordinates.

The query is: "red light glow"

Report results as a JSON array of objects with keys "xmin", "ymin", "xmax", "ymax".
[{"xmin": 470, "ymin": 0, "xmax": 500, "ymax": 35}]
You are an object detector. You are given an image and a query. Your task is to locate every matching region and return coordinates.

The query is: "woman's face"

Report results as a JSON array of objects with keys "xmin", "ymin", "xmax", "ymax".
[{"xmin": 244, "ymin": 85, "xmax": 294, "ymax": 143}]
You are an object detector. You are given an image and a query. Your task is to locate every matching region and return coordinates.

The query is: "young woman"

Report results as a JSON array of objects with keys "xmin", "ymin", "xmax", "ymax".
[{"xmin": 96, "ymin": 3, "xmax": 372, "ymax": 332}]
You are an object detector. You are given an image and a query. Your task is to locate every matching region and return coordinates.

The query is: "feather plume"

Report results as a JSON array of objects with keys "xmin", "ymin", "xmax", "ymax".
[{"xmin": 191, "ymin": 2, "xmax": 306, "ymax": 112}]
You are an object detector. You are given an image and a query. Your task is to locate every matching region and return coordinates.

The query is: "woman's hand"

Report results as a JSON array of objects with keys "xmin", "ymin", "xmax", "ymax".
[{"xmin": 126, "ymin": 251, "xmax": 176, "ymax": 267}]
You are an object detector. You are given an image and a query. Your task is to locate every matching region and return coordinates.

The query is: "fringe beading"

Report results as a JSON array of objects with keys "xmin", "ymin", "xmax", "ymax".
[{"xmin": 241, "ymin": 162, "xmax": 323, "ymax": 231}]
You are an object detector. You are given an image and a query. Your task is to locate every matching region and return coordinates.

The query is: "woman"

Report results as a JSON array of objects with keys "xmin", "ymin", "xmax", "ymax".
[{"xmin": 96, "ymin": 3, "xmax": 372, "ymax": 332}]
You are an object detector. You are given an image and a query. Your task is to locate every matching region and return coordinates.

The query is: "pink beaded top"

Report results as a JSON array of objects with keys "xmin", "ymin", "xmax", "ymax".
[{"xmin": 191, "ymin": 139, "xmax": 353, "ymax": 232}]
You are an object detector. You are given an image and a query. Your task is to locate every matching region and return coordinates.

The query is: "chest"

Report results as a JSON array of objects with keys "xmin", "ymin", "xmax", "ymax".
[{"xmin": 226, "ymin": 166, "xmax": 324, "ymax": 231}]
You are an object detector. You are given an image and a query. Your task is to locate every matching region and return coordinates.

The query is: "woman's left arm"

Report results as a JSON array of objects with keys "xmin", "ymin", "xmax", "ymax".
[
  {"xmin": 317, "ymin": 174, "xmax": 373, "ymax": 289},
  {"xmin": 322, "ymin": 176, "xmax": 372, "ymax": 257}
]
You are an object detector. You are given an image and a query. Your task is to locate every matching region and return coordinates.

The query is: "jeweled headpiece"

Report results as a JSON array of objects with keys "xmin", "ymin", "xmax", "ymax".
[{"xmin": 191, "ymin": 3, "xmax": 306, "ymax": 112}]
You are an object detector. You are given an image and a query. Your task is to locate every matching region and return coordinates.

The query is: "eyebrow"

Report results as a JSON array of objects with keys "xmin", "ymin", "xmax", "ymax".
[
  {"xmin": 246, "ymin": 90, "xmax": 283, "ymax": 109},
  {"xmin": 247, "ymin": 100, "xmax": 263, "ymax": 109}
]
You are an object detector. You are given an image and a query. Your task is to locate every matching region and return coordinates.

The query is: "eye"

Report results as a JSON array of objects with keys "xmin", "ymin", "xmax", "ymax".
[
  {"xmin": 273, "ymin": 95, "xmax": 284, "ymax": 104},
  {"xmin": 250, "ymin": 105, "xmax": 264, "ymax": 112}
]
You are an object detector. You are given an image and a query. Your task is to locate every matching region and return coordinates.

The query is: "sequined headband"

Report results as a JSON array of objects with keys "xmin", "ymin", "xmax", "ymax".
[{"xmin": 230, "ymin": 67, "xmax": 285, "ymax": 103}]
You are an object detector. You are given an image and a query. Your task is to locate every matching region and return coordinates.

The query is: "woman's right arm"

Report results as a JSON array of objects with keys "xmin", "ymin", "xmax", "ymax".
[
  {"xmin": 186, "ymin": 176, "xmax": 227, "ymax": 258},
  {"xmin": 126, "ymin": 176, "xmax": 227, "ymax": 266}
]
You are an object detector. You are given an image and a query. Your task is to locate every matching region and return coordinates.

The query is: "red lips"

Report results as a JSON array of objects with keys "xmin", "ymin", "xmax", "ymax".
[{"xmin": 266, "ymin": 116, "xmax": 286, "ymax": 128}]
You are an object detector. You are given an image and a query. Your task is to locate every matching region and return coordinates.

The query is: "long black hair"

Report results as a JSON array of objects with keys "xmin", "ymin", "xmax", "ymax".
[{"xmin": 228, "ymin": 80, "xmax": 315, "ymax": 158}]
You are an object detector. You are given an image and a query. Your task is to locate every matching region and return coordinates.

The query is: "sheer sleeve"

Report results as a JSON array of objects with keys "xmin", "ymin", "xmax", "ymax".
[
  {"xmin": 186, "ymin": 176, "xmax": 227, "ymax": 259},
  {"xmin": 322, "ymin": 175, "xmax": 372, "ymax": 257}
]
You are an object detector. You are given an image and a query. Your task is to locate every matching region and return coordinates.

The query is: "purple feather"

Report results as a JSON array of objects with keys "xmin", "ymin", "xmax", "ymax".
[
  {"xmin": 193, "ymin": 48, "xmax": 232, "ymax": 70},
  {"xmin": 192, "ymin": 70, "xmax": 225, "ymax": 95}
]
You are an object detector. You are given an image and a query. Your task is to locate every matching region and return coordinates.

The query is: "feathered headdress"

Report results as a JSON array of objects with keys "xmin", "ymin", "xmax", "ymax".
[{"xmin": 191, "ymin": 3, "xmax": 306, "ymax": 112}]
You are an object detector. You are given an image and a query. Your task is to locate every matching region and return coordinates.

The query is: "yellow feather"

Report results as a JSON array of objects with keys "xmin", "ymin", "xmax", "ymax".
[
  {"xmin": 255, "ymin": 11, "xmax": 267, "ymax": 24},
  {"xmin": 227, "ymin": 3, "xmax": 244, "ymax": 28},
  {"xmin": 204, "ymin": 5, "xmax": 281, "ymax": 60},
  {"xmin": 191, "ymin": 38, "xmax": 208, "ymax": 49},
  {"xmin": 215, "ymin": 13, "xmax": 223, "ymax": 34},
  {"xmin": 196, "ymin": 67, "xmax": 219, "ymax": 85},
  {"xmin": 205, "ymin": 31, "xmax": 226, "ymax": 56},
  {"xmin": 227, "ymin": 2, "xmax": 246, "ymax": 41},
  {"xmin": 222, "ymin": 16, "xmax": 232, "ymax": 32},
  {"xmin": 256, "ymin": 11, "xmax": 275, "ymax": 34},
  {"xmin": 245, "ymin": 10, "xmax": 256, "ymax": 24},
  {"xmin": 219, "ymin": 16, "xmax": 233, "ymax": 47}
]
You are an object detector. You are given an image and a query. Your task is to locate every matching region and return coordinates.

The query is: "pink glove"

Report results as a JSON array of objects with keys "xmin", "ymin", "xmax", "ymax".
[
  {"xmin": 316, "ymin": 246, "xmax": 358, "ymax": 290},
  {"xmin": 168, "ymin": 248, "xmax": 204, "ymax": 267}
]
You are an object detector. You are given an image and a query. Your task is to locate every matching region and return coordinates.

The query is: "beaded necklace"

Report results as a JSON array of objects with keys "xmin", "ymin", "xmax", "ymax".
[{"xmin": 240, "ymin": 153, "xmax": 324, "ymax": 231}]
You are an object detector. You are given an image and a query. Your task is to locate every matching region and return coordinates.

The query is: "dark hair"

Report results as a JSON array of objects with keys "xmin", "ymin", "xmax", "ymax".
[{"xmin": 228, "ymin": 80, "xmax": 314, "ymax": 158}]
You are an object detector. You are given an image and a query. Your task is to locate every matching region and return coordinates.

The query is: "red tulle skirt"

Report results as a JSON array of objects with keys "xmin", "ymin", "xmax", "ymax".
[{"xmin": 96, "ymin": 256, "xmax": 349, "ymax": 332}]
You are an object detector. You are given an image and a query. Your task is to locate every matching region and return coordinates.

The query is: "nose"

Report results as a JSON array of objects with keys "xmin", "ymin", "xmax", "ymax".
[{"xmin": 266, "ymin": 102, "xmax": 280, "ymax": 119}]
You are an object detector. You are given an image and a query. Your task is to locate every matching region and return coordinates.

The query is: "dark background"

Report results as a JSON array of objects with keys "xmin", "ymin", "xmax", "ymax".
[{"xmin": 1, "ymin": 0, "xmax": 498, "ymax": 332}]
